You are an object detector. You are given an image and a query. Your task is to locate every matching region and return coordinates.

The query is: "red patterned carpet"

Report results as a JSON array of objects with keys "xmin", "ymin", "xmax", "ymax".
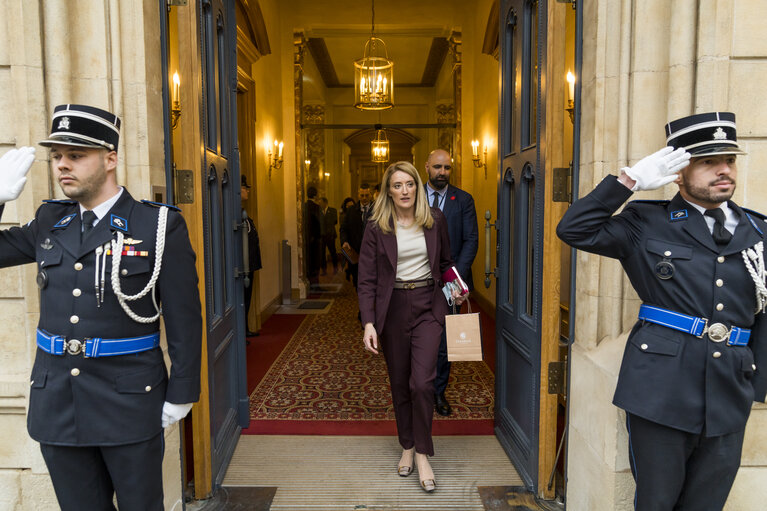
[{"xmin": 244, "ymin": 276, "xmax": 495, "ymax": 435}]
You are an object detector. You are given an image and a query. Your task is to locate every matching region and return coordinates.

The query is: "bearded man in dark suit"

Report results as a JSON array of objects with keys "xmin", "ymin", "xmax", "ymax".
[{"xmin": 424, "ymin": 149, "xmax": 479, "ymax": 416}]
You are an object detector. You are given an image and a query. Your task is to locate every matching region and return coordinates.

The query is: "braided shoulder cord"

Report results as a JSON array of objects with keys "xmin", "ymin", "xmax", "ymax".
[
  {"xmin": 742, "ymin": 241, "xmax": 767, "ymax": 314},
  {"xmin": 110, "ymin": 206, "xmax": 169, "ymax": 323}
]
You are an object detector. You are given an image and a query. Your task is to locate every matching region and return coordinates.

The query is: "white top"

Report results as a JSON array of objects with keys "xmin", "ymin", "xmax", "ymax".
[{"xmin": 395, "ymin": 222, "xmax": 432, "ymax": 281}]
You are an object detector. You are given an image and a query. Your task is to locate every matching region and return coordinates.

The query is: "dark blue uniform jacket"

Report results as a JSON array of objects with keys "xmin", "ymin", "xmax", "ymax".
[
  {"xmin": 0, "ymin": 190, "xmax": 202, "ymax": 446},
  {"xmin": 557, "ymin": 176, "xmax": 767, "ymax": 436}
]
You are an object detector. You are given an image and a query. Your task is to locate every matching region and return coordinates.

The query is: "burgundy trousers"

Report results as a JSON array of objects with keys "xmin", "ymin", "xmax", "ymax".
[{"xmin": 381, "ymin": 286, "xmax": 443, "ymax": 455}]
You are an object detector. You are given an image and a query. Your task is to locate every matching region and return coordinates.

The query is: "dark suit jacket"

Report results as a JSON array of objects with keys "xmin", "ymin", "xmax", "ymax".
[
  {"xmin": 0, "ymin": 190, "xmax": 202, "ymax": 446},
  {"xmin": 320, "ymin": 206, "xmax": 338, "ymax": 238},
  {"xmin": 357, "ymin": 209, "xmax": 454, "ymax": 335},
  {"xmin": 339, "ymin": 202, "xmax": 371, "ymax": 254},
  {"xmin": 557, "ymin": 176, "xmax": 767, "ymax": 436},
  {"xmin": 427, "ymin": 185, "xmax": 479, "ymax": 290}
]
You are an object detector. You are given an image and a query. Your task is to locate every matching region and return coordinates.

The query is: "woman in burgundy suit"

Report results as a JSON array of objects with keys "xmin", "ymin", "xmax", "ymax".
[{"xmin": 358, "ymin": 161, "xmax": 466, "ymax": 492}]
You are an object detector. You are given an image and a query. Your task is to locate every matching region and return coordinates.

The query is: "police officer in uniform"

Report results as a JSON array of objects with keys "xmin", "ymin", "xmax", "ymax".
[
  {"xmin": 557, "ymin": 112, "xmax": 767, "ymax": 510},
  {"xmin": 0, "ymin": 104, "xmax": 202, "ymax": 510}
]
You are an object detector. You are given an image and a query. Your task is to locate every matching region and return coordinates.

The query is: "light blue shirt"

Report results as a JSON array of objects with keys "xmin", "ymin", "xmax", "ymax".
[{"xmin": 425, "ymin": 183, "xmax": 448, "ymax": 211}]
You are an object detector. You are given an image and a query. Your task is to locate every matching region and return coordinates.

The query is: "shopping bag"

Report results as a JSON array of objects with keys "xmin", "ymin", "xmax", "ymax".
[{"xmin": 445, "ymin": 301, "xmax": 483, "ymax": 361}]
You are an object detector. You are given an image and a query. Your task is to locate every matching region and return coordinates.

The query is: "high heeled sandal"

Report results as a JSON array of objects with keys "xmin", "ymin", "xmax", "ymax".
[
  {"xmin": 398, "ymin": 449, "xmax": 414, "ymax": 477},
  {"xmin": 420, "ymin": 478, "xmax": 436, "ymax": 492}
]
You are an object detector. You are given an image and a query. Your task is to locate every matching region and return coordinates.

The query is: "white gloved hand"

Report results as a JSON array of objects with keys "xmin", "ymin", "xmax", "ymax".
[
  {"xmin": 622, "ymin": 146, "xmax": 691, "ymax": 192},
  {"xmin": 161, "ymin": 401, "xmax": 194, "ymax": 428},
  {"xmin": 0, "ymin": 146, "xmax": 35, "ymax": 204}
]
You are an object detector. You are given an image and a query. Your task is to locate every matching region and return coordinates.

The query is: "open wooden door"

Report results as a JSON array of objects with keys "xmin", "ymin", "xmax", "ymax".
[{"xmin": 494, "ymin": 0, "xmax": 547, "ymax": 491}]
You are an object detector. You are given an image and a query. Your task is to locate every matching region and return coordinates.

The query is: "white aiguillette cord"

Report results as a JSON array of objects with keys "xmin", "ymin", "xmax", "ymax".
[
  {"xmin": 742, "ymin": 241, "xmax": 767, "ymax": 314},
  {"xmin": 110, "ymin": 206, "xmax": 169, "ymax": 323}
]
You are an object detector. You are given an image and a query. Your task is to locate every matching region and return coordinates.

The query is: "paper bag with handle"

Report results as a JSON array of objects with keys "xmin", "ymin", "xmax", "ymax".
[{"xmin": 445, "ymin": 301, "xmax": 483, "ymax": 362}]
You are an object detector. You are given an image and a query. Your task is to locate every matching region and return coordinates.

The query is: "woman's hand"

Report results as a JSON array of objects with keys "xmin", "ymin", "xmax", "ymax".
[
  {"xmin": 452, "ymin": 288, "xmax": 468, "ymax": 307},
  {"xmin": 363, "ymin": 323, "xmax": 379, "ymax": 354}
]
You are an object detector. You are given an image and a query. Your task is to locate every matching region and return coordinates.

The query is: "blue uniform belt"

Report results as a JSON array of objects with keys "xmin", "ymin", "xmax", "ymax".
[
  {"xmin": 638, "ymin": 305, "xmax": 750, "ymax": 346},
  {"xmin": 36, "ymin": 329, "xmax": 161, "ymax": 357}
]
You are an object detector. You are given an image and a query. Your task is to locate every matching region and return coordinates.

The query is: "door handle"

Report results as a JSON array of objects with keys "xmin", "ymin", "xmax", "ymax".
[{"xmin": 484, "ymin": 210, "xmax": 498, "ymax": 288}]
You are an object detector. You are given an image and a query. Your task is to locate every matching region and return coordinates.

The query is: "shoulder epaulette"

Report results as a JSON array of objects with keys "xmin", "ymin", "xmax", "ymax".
[
  {"xmin": 742, "ymin": 207, "xmax": 767, "ymax": 222},
  {"xmin": 141, "ymin": 199, "xmax": 181, "ymax": 212},
  {"xmin": 629, "ymin": 200, "xmax": 669, "ymax": 205},
  {"xmin": 42, "ymin": 199, "xmax": 77, "ymax": 205}
]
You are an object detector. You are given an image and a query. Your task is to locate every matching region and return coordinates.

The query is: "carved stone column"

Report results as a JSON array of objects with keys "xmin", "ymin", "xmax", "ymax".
[{"xmin": 449, "ymin": 31, "xmax": 462, "ymax": 184}]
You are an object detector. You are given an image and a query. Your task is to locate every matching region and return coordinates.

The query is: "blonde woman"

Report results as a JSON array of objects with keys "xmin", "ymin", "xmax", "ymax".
[{"xmin": 358, "ymin": 161, "xmax": 466, "ymax": 492}]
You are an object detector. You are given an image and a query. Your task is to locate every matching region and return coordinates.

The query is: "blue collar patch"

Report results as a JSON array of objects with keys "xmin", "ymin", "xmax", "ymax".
[
  {"xmin": 669, "ymin": 210, "xmax": 688, "ymax": 221},
  {"xmin": 53, "ymin": 213, "xmax": 77, "ymax": 229},
  {"xmin": 110, "ymin": 214, "xmax": 128, "ymax": 232},
  {"xmin": 745, "ymin": 213, "xmax": 764, "ymax": 236}
]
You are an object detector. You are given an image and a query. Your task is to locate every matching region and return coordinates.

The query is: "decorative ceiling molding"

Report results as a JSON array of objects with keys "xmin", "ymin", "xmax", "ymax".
[
  {"xmin": 304, "ymin": 25, "xmax": 453, "ymax": 38},
  {"xmin": 481, "ymin": 0, "xmax": 499, "ymax": 59},
  {"xmin": 307, "ymin": 38, "xmax": 340, "ymax": 87},
  {"xmin": 236, "ymin": 0, "xmax": 272, "ymax": 56},
  {"xmin": 420, "ymin": 38, "xmax": 449, "ymax": 86}
]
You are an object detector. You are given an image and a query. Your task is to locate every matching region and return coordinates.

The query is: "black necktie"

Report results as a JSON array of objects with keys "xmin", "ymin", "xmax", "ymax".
[
  {"xmin": 82, "ymin": 210, "xmax": 97, "ymax": 239},
  {"xmin": 704, "ymin": 208, "xmax": 732, "ymax": 247},
  {"xmin": 431, "ymin": 192, "xmax": 440, "ymax": 209},
  {"xmin": 361, "ymin": 205, "xmax": 368, "ymax": 221}
]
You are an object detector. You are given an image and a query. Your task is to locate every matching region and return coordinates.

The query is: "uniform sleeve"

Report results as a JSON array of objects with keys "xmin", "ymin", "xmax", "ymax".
[
  {"xmin": 157, "ymin": 210, "xmax": 202, "ymax": 404},
  {"xmin": 556, "ymin": 175, "xmax": 643, "ymax": 259},
  {"xmin": 456, "ymin": 194, "xmax": 479, "ymax": 281},
  {"xmin": 357, "ymin": 224, "xmax": 378, "ymax": 326},
  {"xmin": 0, "ymin": 203, "xmax": 39, "ymax": 268}
]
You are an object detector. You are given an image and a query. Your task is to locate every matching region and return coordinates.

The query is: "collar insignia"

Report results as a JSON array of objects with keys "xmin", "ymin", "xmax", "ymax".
[
  {"xmin": 110, "ymin": 214, "xmax": 128, "ymax": 232},
  {"xmin": 713, "ymin": 127, "xmax": 727, "ymax": 140},
  {"xmin": 57, "ymin": 117, "xmax": 71, "ymax": 130},
  {"xmin": 53, "ymin": 213, "xmax": 76, "ymax": 228},
  {"xmin": 40, "ymin": 238, "xmax": 54, "ymax": 250},
  {"xmin": 670, "ymin": 209, "xmax": 688, "ymax": 221}
]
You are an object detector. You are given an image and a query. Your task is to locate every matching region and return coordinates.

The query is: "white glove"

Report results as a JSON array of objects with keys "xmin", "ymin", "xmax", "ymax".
[
  {"xmin": 0, "ymin": 146, "xmax": 35, "ymax": 204},
  {"xmin": 622, "ymin": 146, "xmax": 690, "ymax": 191},
  {"xmin": 161, "ymin": 401, "xmax": 194, "ymax": 428}
]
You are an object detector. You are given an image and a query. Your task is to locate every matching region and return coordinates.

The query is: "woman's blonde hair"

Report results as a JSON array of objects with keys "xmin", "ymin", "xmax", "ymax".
[{"xmin": 370, "ymin": 161, "xmax": 434, "ymax": 234}]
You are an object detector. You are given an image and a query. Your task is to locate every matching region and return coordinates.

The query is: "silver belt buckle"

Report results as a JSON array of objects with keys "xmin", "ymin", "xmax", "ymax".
[
  {"xmin": 64, "ymin": 339, "xmax": 84, "ymax": 355},
  {"xmin": 706, "ymin": 322, "xmax": 730, "ymax": 343}
]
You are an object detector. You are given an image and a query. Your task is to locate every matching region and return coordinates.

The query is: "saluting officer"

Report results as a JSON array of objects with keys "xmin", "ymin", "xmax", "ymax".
[
  {"xmin": 557, "ymin": 112, "xmax": 767, "ymax": 510},
  {"xmin": 0, "ymin": 104, "xmax": 202, "ymax": 510}
]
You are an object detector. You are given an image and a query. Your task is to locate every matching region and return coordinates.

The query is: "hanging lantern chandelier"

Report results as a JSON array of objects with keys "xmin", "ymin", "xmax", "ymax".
[
  {"xmin": 371, "ymin": 126, "xmax": 390, "ymax": 162},
  {"xmin": 354, "ymin": 0, "xmax": 394, "ymax": 110}
]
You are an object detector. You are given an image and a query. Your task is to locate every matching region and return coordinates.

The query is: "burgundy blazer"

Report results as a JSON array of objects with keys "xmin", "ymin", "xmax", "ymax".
[{"xmin": 357, "ymin": 208, "xmax": 454, "ymax": 335}]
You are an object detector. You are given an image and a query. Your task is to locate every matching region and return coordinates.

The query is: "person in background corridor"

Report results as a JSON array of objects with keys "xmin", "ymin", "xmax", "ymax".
[
  {"xmin": 358, "ymin": 161, "xmax": 466, "ymax": 493},
  {"xmin": 340, "ymin": 183, "xmax": 373, "ymax": 288},
  {"xmin": 319, "ymin": 196, "xmax": 338, "ymax": 275},
  {"xmin": 340, "ymin": 197, "xmax": 356, "ymax": 282},
  {"xmin": 241, "ymin": 175, "xmax": 262, "ymax": 336},
  {"xmin": 304, "ymin": 185, "xmax": 322, "ymax": 287}
]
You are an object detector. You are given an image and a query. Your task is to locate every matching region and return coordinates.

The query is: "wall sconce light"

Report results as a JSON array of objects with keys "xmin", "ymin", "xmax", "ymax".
[
  {"xmin": 471, "ymin": 140, "xmax": 488, "ymax": 179},
  {"xmin": 267, "ymin": 139, "xmax": 283, "ymax": 180},
  {"xmin": 566, "ymin": 70, "xmax": 575, "ymax": 124},
  {"xmin": 171, "ymin": 72, "xmax": 181, "ymax": 129}
]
